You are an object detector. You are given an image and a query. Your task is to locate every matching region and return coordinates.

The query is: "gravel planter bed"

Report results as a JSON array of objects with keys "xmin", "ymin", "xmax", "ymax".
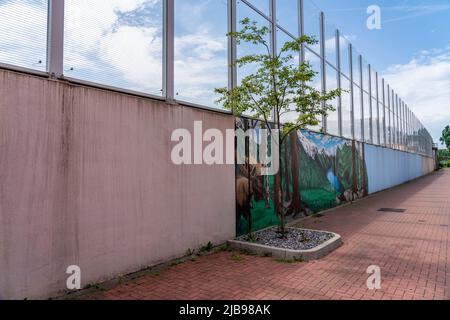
[
  {"xmin": 228, "ymin": 227, "xmax": 342, "ymax": 261},
  {"xmin": 238, "ymin": 227, "xmax": 334, "ymax": 251}
]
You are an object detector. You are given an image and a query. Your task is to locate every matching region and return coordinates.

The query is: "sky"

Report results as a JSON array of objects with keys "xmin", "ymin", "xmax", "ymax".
[
  {"xmin": 312, "ymin": 0, "xmax": 450, "ymax": 147},
  {"xmin": 0, "ymin": 0, "xmax": 448, "ymax": 146}
]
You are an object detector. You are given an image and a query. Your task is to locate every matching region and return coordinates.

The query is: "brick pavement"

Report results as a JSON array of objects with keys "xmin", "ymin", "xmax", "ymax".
[{"xmin": 83, "ymin": 169, "xmax": 450, "ymax": 300}]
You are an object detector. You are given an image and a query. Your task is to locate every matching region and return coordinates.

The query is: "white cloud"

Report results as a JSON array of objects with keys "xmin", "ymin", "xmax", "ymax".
[
  {"xmin": 99, "ymin": 26, "xmax": 163, "ymax": 92},
  {"xmin": 383, "ymin": 46, "xmax": 450, "ymax": 145},
  {"xmin": 174, "ymin": 31, "xmax": 227, "ymax": 100},
  {"xmin": 63, "ymin": 0, "xmax": 163, "ymax": 93}
]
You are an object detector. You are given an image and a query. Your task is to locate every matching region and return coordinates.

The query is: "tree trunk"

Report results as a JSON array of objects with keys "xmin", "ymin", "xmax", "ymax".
[
  {"xmin": 362, "ymin": 143, "xmax": 368, "ymax": 196},
  {"xmin": 245, "ymin": 121, "xmax": 252, "ymax": 233},
  {"xmin": 284, "ymin": 137, "xmax": 291, "ymax": 202},
  {"xmin": 274, "ymin": 133, "xmax": 284, "ymax": 227},
  {"xmin": 352, "ymin": 140, "xmax": 358, "ymax": 193},
  {"xmin": 273, "ymin": 120, "xmax": 288, "ymax": 236},
  {"xmin": 286, "ymin": 132, "xmax": 303, "ymax": 217}
]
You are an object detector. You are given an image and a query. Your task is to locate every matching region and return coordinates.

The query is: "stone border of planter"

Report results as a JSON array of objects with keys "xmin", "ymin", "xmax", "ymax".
[{"xmin": 227, "ymin": 227, "xmax": 342, "ymax": 261}]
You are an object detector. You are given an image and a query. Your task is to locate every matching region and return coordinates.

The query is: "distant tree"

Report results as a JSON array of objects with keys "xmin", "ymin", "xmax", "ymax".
[
  {"xmin": 438, "ymin": 149, "xmax": 450, "ymax": 168},
  {"xmin": 440, "ymin": 125, "xmax": 450, "ymax": 150},
  {"xmin": 215, "ymin": 18, "xmax": 341, "ymax": 236},
  {"xmin": 438, "ymin": 149, "xmax": 450, "ymax": 158}
]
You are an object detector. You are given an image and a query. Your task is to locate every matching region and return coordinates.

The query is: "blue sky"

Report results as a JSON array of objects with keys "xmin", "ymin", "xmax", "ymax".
[
  {"xmin": 313, "ymin": 0, "xmax": 450, "ymax": 146},
  {"xmin": 0, "ymin": 0, "xmax": 448, "ymax": 146},
  {"xmin": 313, "ymin": 0, "xmax": 450, "ymax": 70}
]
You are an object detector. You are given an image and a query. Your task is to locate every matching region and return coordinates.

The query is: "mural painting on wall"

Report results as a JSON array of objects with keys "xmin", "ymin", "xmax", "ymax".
[
  {"xmin": 281, "ymin": 131, "xmax": 368, "ymax": 217},
  {"xmin": 236, "ymin": 118, "xmax": 368, "ymax": 236},
  {"xmin": 236, "ymin": 118, "xmax": 279, "ymax": 236}
]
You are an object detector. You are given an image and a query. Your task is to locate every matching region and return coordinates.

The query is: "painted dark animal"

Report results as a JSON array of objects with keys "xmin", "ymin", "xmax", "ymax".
[{"xmin": 236, "ymin": 165, "xmax": 264, "ymax": 234}]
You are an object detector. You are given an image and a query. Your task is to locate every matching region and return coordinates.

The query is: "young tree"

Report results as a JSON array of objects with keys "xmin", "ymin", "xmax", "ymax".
[
  {"xmin": 440, "ymin": 125, "xmax": 450, "ymax": 151},
  {"xmin": 216, "ymin": 19, "xmax": 341, "ymax": 236}
]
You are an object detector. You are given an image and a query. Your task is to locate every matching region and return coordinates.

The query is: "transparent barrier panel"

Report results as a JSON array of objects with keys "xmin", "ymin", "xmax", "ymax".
[
  {"xmin": 174, "ymin": 0, "xmax": 227, "ymax": 108},
  {"xmin": 64, "ymin": 0, "xmax": 163, "ymax": 96},
  {"xmin": 326, "ymin": 64, "xmax": 339, "ymax": 136},
  {"xmin": 353, "ymin": 84, "xmax": 362, "ymax": 141},
  {"xmin": 305, "ymin": 48, "xmax": 322, "ymax": 131},
  {"xmin": 324, "ymin": 22, "xmax": 337, "ymax": 68},
  {"xmin": 303, "ymin": 0, "xmax": 320, "ymax": 52},
  {"xmin": 276, "ymin": 0, "xmax": 299, "ymax": 36},
  {"xmin": 245, "ymin": 0, "xmax": 270, "ymax": 16},
  {"xmin": 0, "ymin": 0, "xmax": 48, "ymax": 71},
  {"xmin": 341, "ymin": 75, "xmax": 352, "ymax": 139}
]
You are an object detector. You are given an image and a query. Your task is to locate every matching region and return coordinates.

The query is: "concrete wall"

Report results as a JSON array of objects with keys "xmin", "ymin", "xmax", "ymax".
[
  {"xmin": 0, "ymin": 69, "xmax": 236, "ymax": 299},
  {"xmin": 365, "ymin": 144, "xmax": 435, "ymax": 194}
]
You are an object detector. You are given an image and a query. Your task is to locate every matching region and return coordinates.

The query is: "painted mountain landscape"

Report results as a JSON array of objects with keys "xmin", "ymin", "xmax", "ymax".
[{"xmin": 283, "ymin": 130, "xmax": 367, "ymax": 217}]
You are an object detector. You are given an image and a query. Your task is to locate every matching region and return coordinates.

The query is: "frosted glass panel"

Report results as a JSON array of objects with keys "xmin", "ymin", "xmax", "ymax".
[
  {"xmin": 64, "ymin": 0, "xmax": 163, "ymax": 96},
  {"xmin": 0, "ymin": 0, "xmax": 48, "ymax": 71},
  {"xmin": 174, "ymin": 0, "xmax": 228, "ymax": 108}
]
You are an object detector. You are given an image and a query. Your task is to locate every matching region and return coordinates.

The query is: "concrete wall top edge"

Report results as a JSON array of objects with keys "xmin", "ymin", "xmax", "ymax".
[{"xmin": 0, "ymin": 67, "xmax": 234, "ymax": 120}]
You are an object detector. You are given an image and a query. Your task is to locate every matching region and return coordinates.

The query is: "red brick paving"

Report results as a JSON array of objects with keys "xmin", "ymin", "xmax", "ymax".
[{"xmin": 84, "ymin": 169, "xmax": 450, "ymax": 300}]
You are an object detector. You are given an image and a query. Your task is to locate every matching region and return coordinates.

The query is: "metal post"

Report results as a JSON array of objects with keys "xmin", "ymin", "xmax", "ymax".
[
  {"xmin": 412, "ymin": 111, "xmax": 415, "ymax": 151},
  {"xmin": 392, "ymin": 90, "xmax": 398, "ymax": 149},
  {"xmin": 359, "ymin": 55, "xmax": 364, "ymax": 142},
  {"xmin": 408, "ymin": 107, "xmax": 410, "ymax": 151},
  {"xmin": 47, "ymin": 0, "xmax": 65, "ymax": 78},
  {"xmin": 411, "ymin": 109, "xmax": 414, "ymax": 151},
  {"xmin": 320, "ymin": 12, "xmax": 327, "ymax": 132},
  {"xmin": 395, "ymin": 92, "xmax": 398, "ymax": 149},
  {"xmin": 415, "ymin": 115, "xmax": 418, "ymax": 152},
  {"xmin": 368, "ymin": 64, "xmax": 373, "ymax": 143},
  {"xmin": 270, "ymin": 0, "xmax": 277, "ymax": 123},
  {"xmin": 391, "ymin": 86, "xmax": 394, "ymax": 148},
  {"xmin": 163, "ymin": 0, "xmax": 174, "ymax": 101},
  {"xmin": 405, "ymin": 104, "xmax": 407, "ymax": 150},
  {"xmin": 404, "ymin": 103, "xmax": 408, "ymax": 150},
  {"xmin": 405, "ymin": 105, "xmax": 409, "ymax": 151},
  {"xmin": 336, "ymin": 29, "xmax": 342, "ymax": 137},
  {"xmin": 404, "ymin": 102, "xmax": 407, "ymax": 150},
  {"xmin": 349, "ymin": 44, "xmax": 355, "ymax": 139},
  {"xmin": 411, "ymin": 111, "xmax": 416, "ymax": 152},
  {"xmin": 387, "ymin": 85, "xmax": 391, "ymax": 147},
  {"xmin": 403, "ymin": 101, "xmax": 405, "ymax": 150},
  {"xmin": 382, "ymin": 78, "xmax": 386, "ymax": 146},
  {"xmin": 270, "ymin": 0, "xmax": 277, "ymax": 57},
  {"xmin": 390, "ymin": 89, "xmax": 393, "ymax": 148},
  {"xmin": 299, "ymin": 0, "xmax": 305, "ymax": 63},
  {"xmin": 406, "ymin": 107, "xmax": 409, "ymax": 151},
  {"xmin": 399, "ymin": 100, "xmax": 402, "ymax": 149},
  {"xmin": 228, "ymin": 0, "xmax": 237, "ymax": 90},
  {"xmin": 401, "ymin": 99, "xmax": 403, "ymax": 150},
  {"xmin": 396, "ymin": 92, "xmax": 399, "ymax": 149},
  {"xmin": 401, "ymin": 100, "xmax": 404, "ymax": 150},
  {"xmin": 375, "ymin": 72, "xmax": 380, "ymax": 145},
  {"xmin": 409, "ymin": 107, "xmax": 412, "ymax": 151}
]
